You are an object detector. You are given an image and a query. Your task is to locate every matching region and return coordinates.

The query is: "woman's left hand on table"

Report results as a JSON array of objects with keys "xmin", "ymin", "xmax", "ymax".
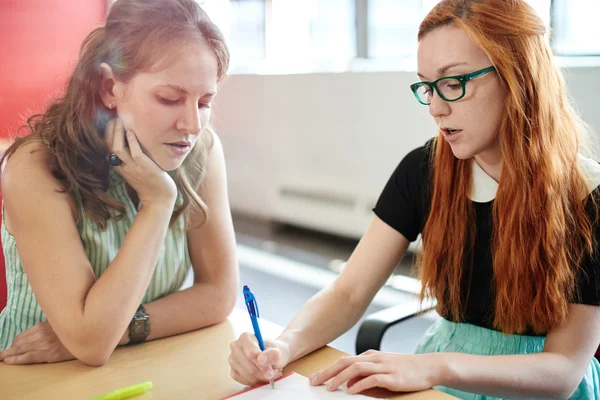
[
  {"xmin": 0, "ymin": 322, "xmax": 75, "ymax": 364},
  {"xmin": 309, "ymin": 350, "xmax": 442, "ymax": 394}
]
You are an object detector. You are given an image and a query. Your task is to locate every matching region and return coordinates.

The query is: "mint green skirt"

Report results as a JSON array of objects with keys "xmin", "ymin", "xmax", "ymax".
[{"xmin": 415, "ymin": 318, "xmax": 600, "ymax": 399}]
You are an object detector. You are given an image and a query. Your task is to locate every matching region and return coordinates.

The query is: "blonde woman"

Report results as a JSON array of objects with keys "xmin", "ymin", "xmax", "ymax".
[{"xmin": 0, "ymin": 0, "xmax": 238, "ymax": 366}]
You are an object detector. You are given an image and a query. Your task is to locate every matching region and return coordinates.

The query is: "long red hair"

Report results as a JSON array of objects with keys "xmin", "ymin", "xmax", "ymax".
[{"xmin": 418, "ymin": 0, "xmax": 597, "ymax": 334}]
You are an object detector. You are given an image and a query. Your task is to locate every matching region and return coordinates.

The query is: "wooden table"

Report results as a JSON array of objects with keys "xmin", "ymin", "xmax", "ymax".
[{"xmin": 0, "ymin": 309, "xmax": 455, "ymax": 399}]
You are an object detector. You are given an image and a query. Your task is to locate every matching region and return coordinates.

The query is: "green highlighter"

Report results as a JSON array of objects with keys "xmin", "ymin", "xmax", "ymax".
[{"xmin": 90, "ymin": 381, "xmax": 153, "ymax": 400}]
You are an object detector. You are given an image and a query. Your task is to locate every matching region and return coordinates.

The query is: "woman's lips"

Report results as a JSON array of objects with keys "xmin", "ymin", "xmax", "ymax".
[
  {"xmin": 165, "ymin": 143, "xmax": 191, "ymax": 155},
  {"xmin": 442, "ymin": 128, "xmax": 463, "ymax": 142}
]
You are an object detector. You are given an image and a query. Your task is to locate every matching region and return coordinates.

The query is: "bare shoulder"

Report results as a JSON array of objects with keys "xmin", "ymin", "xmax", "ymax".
[
  {"xmin": 201, "ymin": 126, "xmax": 221, "ymax": 159},
  {"xmin": 187, "ymin": 130, "xmax": 227, "ymax": 228},
  {"xmin": 208, "ymin": 129, "xmax": 224, "ymax": 162},
  {"xmin": 195, "ymin": 128, "xmax": 225, "ymax": 196},
  {"xmin": 2, "ymin": 141, "xmax": 78, "ymax": 229},
  {"xmin": 3, "ymin": 141, "xmax": 64, "ymax": 191}
]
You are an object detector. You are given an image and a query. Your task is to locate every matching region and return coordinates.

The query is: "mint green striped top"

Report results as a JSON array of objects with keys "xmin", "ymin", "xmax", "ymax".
[{"xmin": 0, "ymin": 172, "xmax": 191, "ymax": 350}]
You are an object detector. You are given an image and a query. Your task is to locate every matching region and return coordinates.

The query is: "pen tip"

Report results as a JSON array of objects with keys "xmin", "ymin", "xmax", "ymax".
[{"xmin": 270, "ymin": 379, "xmax": 274, "ymax": 389}]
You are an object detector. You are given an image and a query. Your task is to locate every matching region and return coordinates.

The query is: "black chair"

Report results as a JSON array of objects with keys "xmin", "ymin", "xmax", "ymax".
[{"xmin": 355, "ymin": 299, "xmax": 437, "ymax": 355}]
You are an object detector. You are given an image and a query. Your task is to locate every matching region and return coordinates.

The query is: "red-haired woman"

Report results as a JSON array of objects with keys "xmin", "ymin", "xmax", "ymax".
[
  {"xmin": 0, "ymin": 0, "xmax": 238, "ymax": 366},
  {"xmin": 228, "ymin": 1, "xmax": 600, "ymax": 398}
]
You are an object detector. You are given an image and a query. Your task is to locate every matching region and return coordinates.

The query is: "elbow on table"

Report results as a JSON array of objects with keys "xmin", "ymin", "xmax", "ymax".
[
  {"xmin": 78, "ymin": 352, "xmax": 111, "ymax": 367},
  {"xmin": 67, "ymin": 335, "xmax": 117, "ymax": 367},
  {"xmin": 540, "ymin": 373, "xmax": 582, "ymax": 400},
  {"xmin": 70, "ymin": 345, "xmax": 113, "ymax": 367},
  {"xmin": 554, "ymin": 359, "xmax": 590, "ymax": 399},
  {"xmin": 558, "ymin": 381, "xmax": 580, "ymax": 400},
  {"xmin": 215, "ymin": 293, "xmax": 236, "ymax": 323},
  {"xmin": 213, "ymin": 279, "xmax": 238, "ymax": 323}
]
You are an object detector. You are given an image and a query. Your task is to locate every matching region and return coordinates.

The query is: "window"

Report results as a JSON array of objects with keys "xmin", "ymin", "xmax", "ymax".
[
  {"xmin": 108, "ymin": 0, "xmax": 599, "ymax": 73},
  {"xmin": 367, "ymin": 0, "xmax": 438, "ymax": 60},
  {"xmin": 268, "ymin": 0, "xmax": 355, "ymax": 67},
  {"xmin": 200, "ymin": 0, "xmax": 355, "ymax": 72},
  {"xmin": 228, "ymin": 0, "xmax": 266, "ymax": 62},
  {"xmin": 197, "ymin": 0, "xmax": 265, "ymax": 66},
  {"xmin": 367, "ymin": 0, "xmax": 551, "ymax": 60},
  {"xmin": 552, "ymin": 0, "xmax": 600, "ymax": 56}
]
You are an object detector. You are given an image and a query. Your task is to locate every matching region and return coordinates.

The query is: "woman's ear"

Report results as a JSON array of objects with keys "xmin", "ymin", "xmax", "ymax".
[{"xmin": 99, "ymin": 62, "xmax": 116, "ymax": 109}]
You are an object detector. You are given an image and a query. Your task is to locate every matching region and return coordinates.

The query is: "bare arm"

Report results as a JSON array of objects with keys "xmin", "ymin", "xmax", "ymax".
[
  {"xmin": 318, "ymin": 301, "xmax": 600, "ymax": 397},
  {"xmin": 279, "ymin": 216, "xmax": 410, "ymax": 362},
  {"xmin": 3, "ymin": 137, "xmax": 175, "ymax": 366},
  {"xmin": 121, "ymin": 133, "xmax": 238, "ymax": 342},
  {"xmin": 436, "ymin": 303, "xmax": 600, "ymax": 399},
  {"xmin": 229, "ymin": 215, "xmax": 410, "ymax": 385}
]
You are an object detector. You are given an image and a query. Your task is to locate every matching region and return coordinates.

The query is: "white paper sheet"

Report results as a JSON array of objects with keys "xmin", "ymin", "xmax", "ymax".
[{"xmin": 224, "ymin": 372, "xmax": 387, "ymax": 399}]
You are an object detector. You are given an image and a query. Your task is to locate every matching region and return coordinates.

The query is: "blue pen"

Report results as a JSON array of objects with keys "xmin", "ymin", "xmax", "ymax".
[{"xmin": 243, "ymin": 285, "xmax": 275, "ymax": 389}]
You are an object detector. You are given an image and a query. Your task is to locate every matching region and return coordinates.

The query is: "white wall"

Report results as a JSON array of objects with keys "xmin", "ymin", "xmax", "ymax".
[
  {"xmin": 212, "ymin": 67, "xmax": 600, "ymax": 239},
  {"xmin": 562, "ymin": 67, "xmax": 600, "ymax": 135}
]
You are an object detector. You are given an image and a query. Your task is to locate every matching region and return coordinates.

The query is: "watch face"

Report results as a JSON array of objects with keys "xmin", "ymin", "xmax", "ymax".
[
  {"xmin": 130, "ymin": 312, "xmax": 150, "ymax": 343},
  {"xmin": 132, "ymin": 317, "xmax": 149, "ymax": 335}
]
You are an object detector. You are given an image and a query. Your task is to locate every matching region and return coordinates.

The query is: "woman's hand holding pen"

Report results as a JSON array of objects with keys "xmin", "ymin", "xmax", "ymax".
[
  {"xmin": 228, "ymin": 333, "xmax": 291, "ymax": 386},
  {"xmin": 105, "ymin": 118, "xmax": 177, "ymax": 208}
]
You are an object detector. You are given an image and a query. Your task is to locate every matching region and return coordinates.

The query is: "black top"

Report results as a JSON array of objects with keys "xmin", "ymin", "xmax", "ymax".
[{"xmin": 374, "ymin": 141, "xmax": 600, "ymax": 333}]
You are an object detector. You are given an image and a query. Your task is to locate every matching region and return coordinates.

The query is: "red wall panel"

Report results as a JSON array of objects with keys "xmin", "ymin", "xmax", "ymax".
[
  {"xmin": 0, "ymin": 0, "xmax": 106, "ymax": 137},
  {"xmin": 0, "ymin": 0, "xmax": 106, "ymax": 310}
]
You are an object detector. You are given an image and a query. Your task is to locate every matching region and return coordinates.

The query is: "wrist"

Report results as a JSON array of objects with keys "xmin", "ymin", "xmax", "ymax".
[
  {"xmin": 276, "ymin": 330, "xmax": 299, "ymax": 363},
  {"xmin": 140, "ymin": 199, "xmax": 176, "ymax": 213},
  {"xmin": 138, "ymin": 202, "xmax": 176, "ymax": 223},
  {"xmin": 128, "ymin": 304, "xmax": 151, "ymax": 344},
  {"xmin": 276, "ymin": 339, "xmax": 292, "ymax": 366},
  {"xmin": 432, "ymin": 352, "xmax": 458, "ymax": 387}
]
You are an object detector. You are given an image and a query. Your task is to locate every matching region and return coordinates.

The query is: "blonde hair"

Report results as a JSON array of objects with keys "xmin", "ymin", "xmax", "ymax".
[{"xmin": 2, "ymin": 0, "xmax": 230, "ymax": 229}]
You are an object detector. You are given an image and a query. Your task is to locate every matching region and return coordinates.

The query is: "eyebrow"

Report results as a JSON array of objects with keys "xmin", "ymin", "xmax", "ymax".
[
  {"xmin": 417, "ymin": 62, "xmax": 469, "ymax": 80},
  {"xmin": 158, "ymin": 84, "xmax": 217, "ymax": 98}
]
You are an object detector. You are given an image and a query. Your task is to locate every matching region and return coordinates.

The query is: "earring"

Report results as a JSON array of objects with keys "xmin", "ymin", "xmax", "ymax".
[{"xmin": 108, "ymin": 102, "xmax": 113, "ymax": 110}]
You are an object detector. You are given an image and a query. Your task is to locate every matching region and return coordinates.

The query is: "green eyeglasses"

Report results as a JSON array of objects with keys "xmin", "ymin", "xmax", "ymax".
[{"xmin": 410, "ymin": 66, "xmax": 496, "ymax": 105}]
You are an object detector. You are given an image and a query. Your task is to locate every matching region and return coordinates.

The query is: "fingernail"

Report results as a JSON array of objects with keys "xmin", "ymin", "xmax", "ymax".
[
  {"xmin": 310, "ymin": 373, "xmax": 317, "ymax": 384},
  {"xmin": 327, "ymin": 383, "xmax": 335, "ymax": 391},
  {"xmin": 258, "ymin": 354, "xmax": 268, "ymax": 365}
]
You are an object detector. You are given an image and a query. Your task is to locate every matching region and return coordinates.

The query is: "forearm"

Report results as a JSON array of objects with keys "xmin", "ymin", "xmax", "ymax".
[
  {"xmin": 119, "ymin": 281, "xmax": 236, "ymax": 344},
  {"xmin": 438, "ymin": 351, "xmax": 580, "ymax": 399},
  {"xmin": 73, "ymin": 204, "xmax": 174, "ymax": 354},
  {"xmin": 278, "ymin": 283, "xmax": 369, "ymax": 363}
]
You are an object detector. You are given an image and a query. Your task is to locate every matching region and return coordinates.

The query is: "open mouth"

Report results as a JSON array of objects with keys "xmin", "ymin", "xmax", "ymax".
[{"xmin": 443, "ymin": 128, "xmax": 462, "ymax": 135}]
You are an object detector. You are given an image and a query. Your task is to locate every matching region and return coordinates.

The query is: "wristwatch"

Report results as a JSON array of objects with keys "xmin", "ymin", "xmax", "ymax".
[{"xmin": 128, "ymin": 304, "xmax": 150, "ymax": 344}]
